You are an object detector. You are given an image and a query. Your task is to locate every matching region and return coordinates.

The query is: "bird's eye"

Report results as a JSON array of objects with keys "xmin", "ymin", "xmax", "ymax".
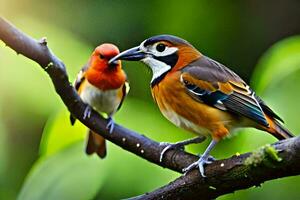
[
  {"xmin": 156, "ymin": 43, "xmax": 166, "ymax": 52},
  {"xmin": 99, "ymin": 54, "xmax": 105, "ymax": 59}
]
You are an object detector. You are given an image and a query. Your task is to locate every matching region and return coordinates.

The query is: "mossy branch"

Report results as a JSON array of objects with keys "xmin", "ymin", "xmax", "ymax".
[
  {"xmin": 134, "ymin": 138, "xmax": 300, "ymax": 200},
  {"xmin": 1, "ymin": 17, "xmax": 300, "ymax": 200}
]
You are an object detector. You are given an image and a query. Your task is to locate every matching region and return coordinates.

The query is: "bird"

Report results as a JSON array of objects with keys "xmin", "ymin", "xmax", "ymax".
[
  {"xmin": 70, "ymin": 43, "xmax": 129, "ymax": 158},
  {"xmin": 109, "ymin": 34, "xmax": 294, "ymax": 176}
]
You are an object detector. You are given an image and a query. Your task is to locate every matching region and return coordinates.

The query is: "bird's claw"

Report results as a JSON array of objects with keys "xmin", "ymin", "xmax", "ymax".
[
  {"xmin": 106, "ymin": 117, "xmax": 115, "ymax": 134},
  {"xmin": 83, "ymin": 106, "xmax": 92, "ymax": 119},
  {"xmin": 159, "ymin": 142, "xmax": 185, "ymax": 163},
  {"xmin": 182, "ymin": 161, "xmax": 199, "ymax": 175},
  {"xmin": 182, "ymin": 156, "xmax": 213, "ymax": 177}
]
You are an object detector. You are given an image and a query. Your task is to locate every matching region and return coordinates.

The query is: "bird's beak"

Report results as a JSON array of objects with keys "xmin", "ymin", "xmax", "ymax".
[
  {"xmin": 109, "ymin": 46, "xmax": 146, "ymax": 64},
  {"xmin": 108, "ymin": 59, "xmax": 119, "ymax": 67}
]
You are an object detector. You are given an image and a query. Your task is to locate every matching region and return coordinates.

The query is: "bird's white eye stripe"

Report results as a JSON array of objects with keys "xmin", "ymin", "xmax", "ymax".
[
  {"xmin": 139, "ymin": 40, "xmax": 178, "ymax": 57},
  {"xmin": 151, "ymin": 44, "xmax": 178, "ymax": 57}
]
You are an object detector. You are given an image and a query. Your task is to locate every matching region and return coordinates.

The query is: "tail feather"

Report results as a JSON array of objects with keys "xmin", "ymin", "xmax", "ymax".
[
  {"xmin": 86, "ymin": 130, "xmax": 107, "ymax": 158},
  {"xmin": 266, "ymin": 116, "xmax": 294, "ymax": 140}
]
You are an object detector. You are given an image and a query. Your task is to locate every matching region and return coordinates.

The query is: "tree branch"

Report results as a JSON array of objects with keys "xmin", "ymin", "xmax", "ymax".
[
  {"xmin": 132, "ymin": 137, "xmax": 300, "ymax": 199},
  {"xmin": 1, "ymin": 17, "xmax": 299, "ymax": 200}
]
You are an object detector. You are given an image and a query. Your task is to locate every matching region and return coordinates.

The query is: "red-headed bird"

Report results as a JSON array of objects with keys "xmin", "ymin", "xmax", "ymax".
[
  {"xmin": 70, "ymin": 43, "xmax": 129, "ymax": 158},
  {"xmin": 109, "ymin": 35, "xmax": 293, "ymax": 176}
]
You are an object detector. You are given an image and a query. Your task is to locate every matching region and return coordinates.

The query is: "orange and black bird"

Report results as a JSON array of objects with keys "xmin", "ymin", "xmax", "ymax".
[
  {"xmin": 109, "ymin": 35, "xmax": 294, "ymax": 176},
  {"xmin": 70, "ymin": 43, "xmax": 129, "ymax": 158}
]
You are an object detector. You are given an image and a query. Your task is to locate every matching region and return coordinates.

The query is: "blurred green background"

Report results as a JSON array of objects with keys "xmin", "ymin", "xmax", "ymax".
[{"xmin": 1, "ymin": 0, "xmax": 300, "ymax": 199}]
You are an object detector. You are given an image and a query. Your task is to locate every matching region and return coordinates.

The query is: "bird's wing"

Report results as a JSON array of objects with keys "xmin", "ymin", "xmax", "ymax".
[
  {"xmin": 74, "ymin": 64, "xmax": 89, "ymax": 92},
  {"xmin": 181, "ymin": 56, "xmax": 270, "ymax": 127},
  {"xmin": 70, "ymin": 64, "xmax": 89, "ymax": 125},
  {"xmin": 117, "ymin": 80, "xmax": 130, "ymax": 111}
]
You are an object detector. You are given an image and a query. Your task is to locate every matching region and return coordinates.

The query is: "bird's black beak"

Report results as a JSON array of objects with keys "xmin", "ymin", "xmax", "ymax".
[{"xmin": 109, "ymin": 46, "xmax": 146, "ymax": 64}]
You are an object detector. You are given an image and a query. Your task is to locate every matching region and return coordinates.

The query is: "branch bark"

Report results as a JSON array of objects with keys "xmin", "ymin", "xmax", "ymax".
[
  {"xmin": 1, "ymin": 17, "xmax": 300, "ymax": 200},
  {"xmin": 132, "ymin": 138, "xmax": 300, "ymax": 199}
]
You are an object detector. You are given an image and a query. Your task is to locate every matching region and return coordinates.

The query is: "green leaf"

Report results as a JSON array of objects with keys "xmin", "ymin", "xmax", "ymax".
[
  {"xmin": 39, "ymin": 110, "xmax": 86, "ymax": 157},
  {"xmin": 252, "ymin": 36, "xmax": 300, "ymax": 94},
  {"xmin": 18, "ymin": 142, "xmax": 106, "ymax": 200}
]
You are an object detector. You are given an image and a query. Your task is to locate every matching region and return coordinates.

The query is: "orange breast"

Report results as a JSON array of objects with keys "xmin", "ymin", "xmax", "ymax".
[
  {"xmin": 86, "ymin": 68, "xmax": 126, "ymax": 91},
  {"xmin": 151, "ymin": 71, "xmax": 234, "ymax": 140}
]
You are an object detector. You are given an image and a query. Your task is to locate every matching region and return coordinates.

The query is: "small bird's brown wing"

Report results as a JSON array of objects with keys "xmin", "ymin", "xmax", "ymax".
[
  {"xmin": 74, "ymin": 64, "xmax": 89, "ymax": 91},
  {"xmin": 181, "ymin": 56, "xmax": 270, "ymax": 127},
  {"xmin": 70, "ymin": 64, "xmax": 89, "ymax": 125}
]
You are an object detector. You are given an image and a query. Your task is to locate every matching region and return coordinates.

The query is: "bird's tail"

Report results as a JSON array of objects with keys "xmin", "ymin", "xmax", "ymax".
[
  {"xmin": 265, "ymin": 116, "xmax": 294, "ymax": 140},
  {"xmin": 86, "ymin": 130, "xmax": 107, "ymax": 158}
]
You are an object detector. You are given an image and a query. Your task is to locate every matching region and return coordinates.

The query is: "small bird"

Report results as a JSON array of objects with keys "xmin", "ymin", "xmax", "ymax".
[
  {"xmin": 70, "ymin": 43, "xmax": 129, "ymax": 158},
  {"xmin": 109, "ymin": 35, "xmax": 294, "ymax": 176}
]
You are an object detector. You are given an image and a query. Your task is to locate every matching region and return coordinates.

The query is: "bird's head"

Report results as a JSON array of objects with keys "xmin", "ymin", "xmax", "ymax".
[
  {"xmin": 86, "ymin": 43, "xmax": 126, "ymax": 90},
  {"xmin": 109, "ymin": 35, "xmax": 201, "ymax": 85},
  {"xmin": 90, "ymin": 43, "xmax": 121, "ymax": 71}
]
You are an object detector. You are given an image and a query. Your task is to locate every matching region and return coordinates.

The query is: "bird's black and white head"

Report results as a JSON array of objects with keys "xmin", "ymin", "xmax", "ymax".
[{"xmin": 109, "ymin": 35, "xmax": 201, "ymax": 86}]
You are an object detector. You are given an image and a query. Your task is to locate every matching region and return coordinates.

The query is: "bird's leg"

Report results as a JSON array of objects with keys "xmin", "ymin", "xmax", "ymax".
[
  {"xmin": 83, "ymin": 105, "xmax": 92, "ymax": 119},
  {"xmin": 106, "ymin": 116, "xmax": 115, "ymax": 134},
  {"xmin": 159, "ymin": 136, "xmax": 206, "ymax": 162},
  {"xmin": 196, "ymin": 153, "xmax": 216, "ymax": 162},
  {"xmin": 183, "ymin": 140, "xmax": 218, "ymax": 177}
]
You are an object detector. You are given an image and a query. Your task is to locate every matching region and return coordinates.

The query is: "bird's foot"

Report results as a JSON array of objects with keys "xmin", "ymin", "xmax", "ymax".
[
  {"xmin": 182, "ymin": 155, "xmax": 214, "ymax": 177},
  {"xmin": 106, "ymin": 117, "xmax": 115, "ymax": 134},
  {"xmin": 159, "ymin": 137, "xmax": 206, "ymax": 163},
  {"xmin": 159, "ymin": 142, "xmax": 185, "ymax": 163},
  {"xmin": 83, "ymin": 106, "xmax": 92, "ymax": 119}
]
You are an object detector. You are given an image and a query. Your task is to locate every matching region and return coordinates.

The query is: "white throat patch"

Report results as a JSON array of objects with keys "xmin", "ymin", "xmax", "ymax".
[{"xmin": 142, "ymin": 57, "xmax": 171, "ymax": 83}]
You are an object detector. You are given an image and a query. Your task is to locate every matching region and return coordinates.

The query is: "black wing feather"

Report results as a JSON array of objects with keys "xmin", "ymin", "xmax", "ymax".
[{"xmin": 117, "ymin": 81, "xmax": 130, "ymax": 111}]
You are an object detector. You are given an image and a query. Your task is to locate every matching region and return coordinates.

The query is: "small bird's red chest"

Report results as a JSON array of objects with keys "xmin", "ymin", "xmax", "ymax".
[
  {"xmin": 86, "ymin": 68, "xmax": 126, "ymax": 91},
  {"xmin": 151, "ymin": 71, "xmax": 233, "ymax": 138}
]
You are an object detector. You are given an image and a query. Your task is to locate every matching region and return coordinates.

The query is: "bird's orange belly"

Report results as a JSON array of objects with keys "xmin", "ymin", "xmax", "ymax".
[
  {"xmin": 160, "ymin": 108, "xmax": 212, "ymax": 136},
  {"xmin": 152, "ymin": 74, "xmax": 234, "ymax": 140}
]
